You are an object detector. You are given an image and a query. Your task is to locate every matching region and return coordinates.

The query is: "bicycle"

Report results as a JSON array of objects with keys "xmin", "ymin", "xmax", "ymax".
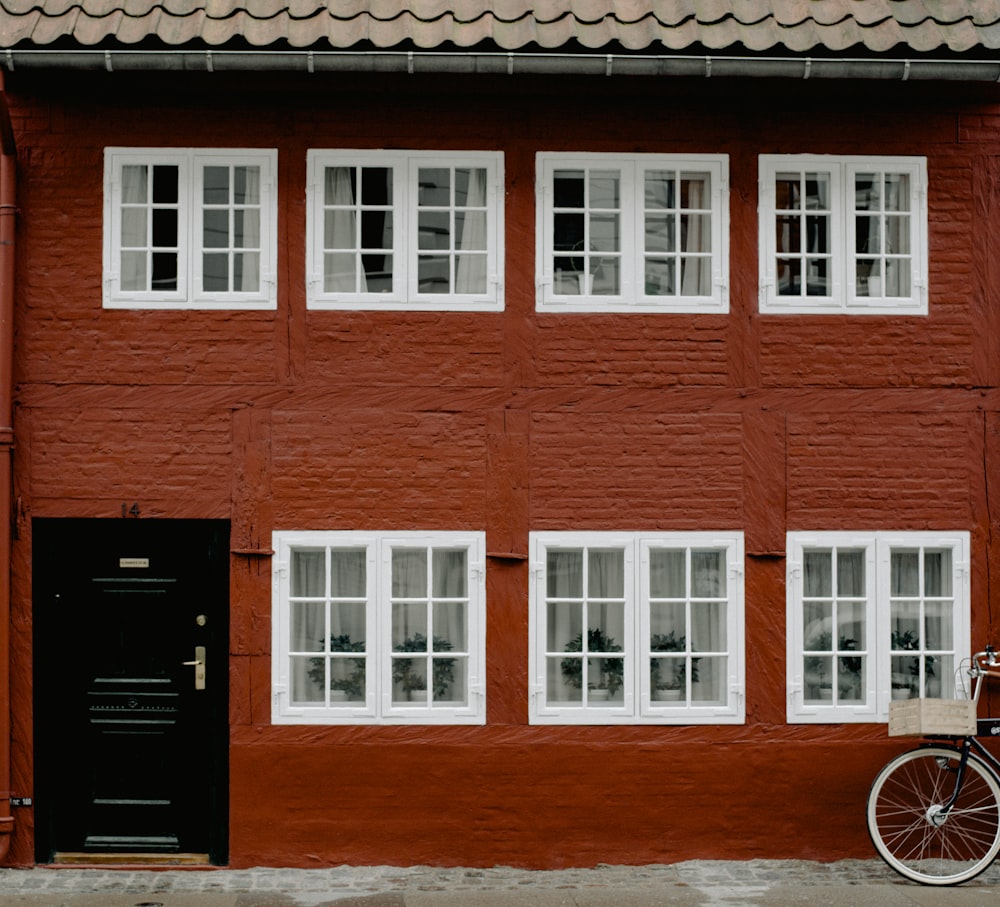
[{"xmin": 867, "ymin": 646, "xmax": 1000, "ymax": 885}]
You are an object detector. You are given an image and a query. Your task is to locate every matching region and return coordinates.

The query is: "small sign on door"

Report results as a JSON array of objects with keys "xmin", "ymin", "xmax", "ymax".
[{"xmin": 119, "ymin": 557, "xmax": 150, "ymax": 569}]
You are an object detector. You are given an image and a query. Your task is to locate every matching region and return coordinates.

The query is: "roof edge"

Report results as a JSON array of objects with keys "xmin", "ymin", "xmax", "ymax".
[{"xmin": 3, "ymin": 49, "xmax": 1000, "ymax": 81}]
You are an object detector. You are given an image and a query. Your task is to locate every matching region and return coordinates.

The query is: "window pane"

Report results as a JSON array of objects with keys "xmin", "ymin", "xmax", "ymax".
[
  {"xmin": 454, "ymin": 168, "xmax": 485, "ymax": 206},
  {"xmin": 589, "ymin": 214, "xmax": 620, "ymax": 252},
  {"xmin": 362, "ymin": 253, "xmax": 392, "ymax": 292},
  {"xmin": 291, "ymin": 549, "xmax": 325, "ymax": 597},
  {"xmin": 360, "ymin": 210, "xmax": 391, "ymax": 248},
  {"xmin": 679, "ymin": 257, "xmax": 710, "ymax": 295},
  {"xmin": 891, "ymin": 551, "xmax": 920, "ymax": 596},
  {"xmin": 234, "ymin": 252, "xmax": 260, "ymax": 292},
  {"xmin": 392, "ymin": 549, "xmax": 427, "ymax": 598},
  {"xmin": 587, "ymin": 172, "xmax": 618, "ymax": 207},
  {"xmin": 291, "ymin": 657, "xmax": 325, "ymax": 703},
  {"xmin": 924, "ymin": 549, "xmax": 953, "ymax": 596},
  {"xmin": 361, "ymin": 167, "xmax": 392, "ymax": 205},
  {"xmin": 803, "ymin": 550, "xmax": 832, "ymax": 597},
  {"xmin": 433, "ymin": 601, "xmax": 467, "ymax": 652},
  {"xmin": 203, "ymin": 210, "xmax": 229, "ymax": 249},
  {"xmin": 885, "ymin": 173, "xmax": 911, "ymax": 212},
  {"xmin": 588, "ymin": 549, "xmax": 624, "ymax": 598},
  {"xmin": 325, "ymin": 254, "xmax": 355, "ymax": 292},
  {"xmin": 330, "ymin": 548, "xmax": 366, "ymax": 597},
  {"xmin": 547, "ymin": 600, "xmax": 582, "ymax": 651},
  {"xmin": 553, "ymin": 170, "xmax": 585, "ymax": 207},
  {"xmin": 455, "ymin": 254, "xmax": 487, "ymax": 293},
  {"xmin": 120, "ymin": 251, "xmax": 146, "ymax": 291},
  {"xmin": 291, "ymin": 601, "xmax": 325, "ymax": 652},
  {"xmin": 645, "ymin": 171, "xmax": 675, "ymax": 209},
  {"xmin": 234, "ymin": 210, "xmax": 260, "ymax": 249},
  {"xmin": 122, "ymin": 165, "xmax": 148, "ymax": 204},
  {"xmin": 645, "ymin": 214, "xmax": 674, "ymax": 253},
  {"xmin": 456, "ymin": 211, "xmax": 487, "ymax": 251},
  {"xmin": 202, "ymin": 253, "xmax": 228, "ymax": 291},
  {"xmin": 152, "ymin": 165, "xmax": 178, "ymax": 204},
  {"xmin": 690, "ymin": 600, "xmax": 726, "ymax": 650},
  {"xmin": 233, "ymin": 166, "xmax": 260, "ymax": 205},
  {"xmin": 650, "ymin": 549, "xmax": 685, "ymax": 599},
  {"xmin": 645, "ymin": 259, "xmax": 674, "ymax": 295},
  {"xmin": 591, "ymin": 258, "xmax": 619, "ymax": 295},
  {"xmin": 925, "ymin": 600, "xmax": 954, "ymax": 651},
  {"xmin": 837, "ymin": 549, "xmax": 865, "ymax": 597},
  {"xmin": 121, "ymin": 209, "xmax": 147, "ymax": 248},
  {"xmin": 392, "ymin": 601, "xmax": 428, "ymax": 650},
  {"xmin": 152, "ymin": 208, "xmax": 178, "ymax": 248},
  {"xmin": 151, "ymin": 252, "xmax": 177, "ymax": 290},
  {"xmin": 691, "ymin": 550, "xmax": 724, "ymax": 598},
  {"xmin": 203, "ymin": 166, "xmax": 229, "ymax": 205},
  {"xmin": 418, "ymin": 211, "xmax": 450, "ymax": 250},
  {"xmin": 547, "ymin": 549, "xmax": 583, "ymax": 598},
  {"xmin": 418, "ymin": 255, "xmax": 450, "ymax": 293},
  {"xmin": 554, "ymin": 213, "xmax": 584, "ymax": 252},
  {"xmin": 418, "ymin": 168, "xmax": 451, "ymax": 207},
  {"xmin": 433, "ymin": 549, "xmax": 467, "ymax": 597}
]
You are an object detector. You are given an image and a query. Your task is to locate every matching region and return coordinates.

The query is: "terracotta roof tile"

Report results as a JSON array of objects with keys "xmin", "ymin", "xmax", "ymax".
[{"xmin": 3, "ymin": 1, "xmax": 1000, "ymax": 53}]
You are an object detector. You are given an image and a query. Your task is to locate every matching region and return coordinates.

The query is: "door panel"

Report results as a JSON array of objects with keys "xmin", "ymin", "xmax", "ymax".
[{"xmin": 33, "ymin": 519, "xmax": 229, "ymax": 864}]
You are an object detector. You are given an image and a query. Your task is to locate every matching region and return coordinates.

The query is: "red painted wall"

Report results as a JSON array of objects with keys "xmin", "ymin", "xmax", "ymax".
[{"xmin": 6, "ymin": 70, "xmax": 1000, "ymax": 868}]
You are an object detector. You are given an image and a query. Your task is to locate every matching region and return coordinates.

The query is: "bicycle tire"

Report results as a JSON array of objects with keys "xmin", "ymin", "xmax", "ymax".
[{"xmin": 867, "ymin": 744, "xmax": 1000, "ymax": 885}]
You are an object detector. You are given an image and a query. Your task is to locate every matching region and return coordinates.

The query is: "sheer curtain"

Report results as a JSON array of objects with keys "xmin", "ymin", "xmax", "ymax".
[
  {"xmin": 233, "ymin": 165, "xmax": 261, "ymax": 292},
  {"xmin": 455, "ymin": 167, "xmax": 488, "ymax": 294},
  {"xmin": 679, "ymin": 173, "xmax": 711, "ymax": 297},
  {"xmin": 325, "ymin": 167, "xmax": 367, "ymax": 293}
]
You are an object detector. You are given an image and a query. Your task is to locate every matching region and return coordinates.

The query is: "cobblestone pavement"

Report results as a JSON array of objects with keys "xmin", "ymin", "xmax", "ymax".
[{"xmin": 1, "ymin": 860, "xmax": 999, "ymax": 906}]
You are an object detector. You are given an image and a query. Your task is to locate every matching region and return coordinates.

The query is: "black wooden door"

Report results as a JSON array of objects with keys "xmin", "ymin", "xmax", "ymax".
[{"xmin": 33, "ymin": 519, "xmax": 229, "ymax": 863}]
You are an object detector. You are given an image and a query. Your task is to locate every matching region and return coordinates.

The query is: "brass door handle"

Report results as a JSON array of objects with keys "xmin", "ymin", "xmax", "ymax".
[{"xmin": 182, "ymin": 645, "xmax": 206, "ymax": 690}]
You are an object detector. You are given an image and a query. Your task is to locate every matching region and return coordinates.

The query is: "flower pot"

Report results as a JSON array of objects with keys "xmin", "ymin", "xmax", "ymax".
[
  {"xmin": 329, "ymin": 690, "xmax": 348, "ymax": 702},
  {"xmin": 589, "ymin": 688, "xmax": 610, "ymax": 701},
  {"xmin": 655, "ymin": 687, "xmax": 682, "ymax": 701}
]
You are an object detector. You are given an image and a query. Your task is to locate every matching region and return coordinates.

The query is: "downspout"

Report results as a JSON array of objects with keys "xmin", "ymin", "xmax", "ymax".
[{"xmin": 0, "ymin": 68, "xmax": 15, "ymax": 863}]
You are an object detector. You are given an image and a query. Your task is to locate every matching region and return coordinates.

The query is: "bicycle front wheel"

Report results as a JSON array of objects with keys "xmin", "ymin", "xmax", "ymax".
[{"xmin": 867, "ymin": 744, "xmax": 1000, "ymax": 885}]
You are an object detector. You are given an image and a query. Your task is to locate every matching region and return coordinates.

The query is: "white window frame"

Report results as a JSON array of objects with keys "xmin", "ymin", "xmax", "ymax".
[
  {"xmin": 272, "ymin": 530, "xmax": 486, "ymax": 725},
  {"xmin": 529, "ymin": 531, "xmax": 745, "ymax": 725},
  {"xmin": 103, "ymin": 148, "xmax": 277, "ymax": 309},
  {"xmin": 786, "ymin": 531, "xmax": 970, "ymax": 723},
  {"xmin": 535, "ymin": 153, "xmax": 729, "ymax": 313},
  {"xmin": 759, "ymin": 155, "xmax": 928, "ymax": 314},
  {"xmin": 306, "ymin": 150, "xmax": 504, "ymax": 311}
]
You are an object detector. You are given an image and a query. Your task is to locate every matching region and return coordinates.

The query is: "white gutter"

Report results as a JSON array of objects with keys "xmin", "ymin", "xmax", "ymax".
[{"xmin": 3, "ymin": 49, "xmax": 1000, "ymax": 81}]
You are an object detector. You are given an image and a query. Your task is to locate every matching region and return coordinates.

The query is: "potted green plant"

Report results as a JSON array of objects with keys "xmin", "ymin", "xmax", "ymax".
[
  {"xmin": 891, "ymin": 628, "xmax": 935, "ymax": 699},
  {"xmin": 560, "ymin": 628, "xmax": 624, "ymax": 700},
  {"xmin": 392, "ymin": 632, "xmax": 456, "ymax": 701},
  {"xmin": 649, "ymin": 631, "xmax": 699, "ymax": 701},
  {"xmin": 307, "ymin": 633, "xmax": 366, "ymax": 702},
  {"xmin": 804, "ymin": 629, "xmax": 861, "ymax": 701}
]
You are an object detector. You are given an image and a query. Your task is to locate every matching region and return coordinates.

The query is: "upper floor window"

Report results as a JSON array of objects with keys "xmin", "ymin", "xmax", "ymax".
[
  {"xmin": 271, "ymin": 531, "xmax": 486, "ymax": 725},
  {"xmin": 786, "ymin": 531, "xmax": 970, "ymax": 723},
  {"xmin": 103, "ymin": 148, "xmax": 277, "ymax": 309},
  {"xmin": 759, "ymin": 155, "xmax": 928, "ymax": 314},
  {"xmin": 529, "ymin": 532, "xmax": 745, "ymax": 725},
  {"xmin": 306, "ymin": 151, "xmax": 504, "ymax": 311},
  {"xmin": 536, "ymin": 154, "xmax": 729, "ymax": 313}
]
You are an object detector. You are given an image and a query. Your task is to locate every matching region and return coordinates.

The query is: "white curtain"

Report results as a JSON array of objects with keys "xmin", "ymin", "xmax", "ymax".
[
  {"xmin": 679, "ymin": 173, "xmax": 711, "ymax": 296},
  {"xmin": 455, "ymin": 168, "xmax": 488, "ymax": 294},
  {"xmin": 233, "ymin": 165, "xmax": 261, "ymax": 292},
  {"xmin": 325, "ymin": 167, "xmax": 367, "ymax": 293}
]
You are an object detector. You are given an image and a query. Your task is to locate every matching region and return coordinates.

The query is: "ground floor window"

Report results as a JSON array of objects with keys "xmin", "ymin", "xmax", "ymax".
[
  {"xmin": 786, "ymin": 531, "xmax": 970, "ymax": 723},
  {"xmin": 529, "ymin": 532, "xmax": 745, "ymax": 725},
  {"xmin": 271, "ymin": 531, "xmax": 485, "ymax": 724}
]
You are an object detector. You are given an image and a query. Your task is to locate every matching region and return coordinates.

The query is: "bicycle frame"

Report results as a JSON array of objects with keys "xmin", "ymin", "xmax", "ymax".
[{"xmin": 919, "ymin": 648, "xmax": 1000, "ymax": 816}]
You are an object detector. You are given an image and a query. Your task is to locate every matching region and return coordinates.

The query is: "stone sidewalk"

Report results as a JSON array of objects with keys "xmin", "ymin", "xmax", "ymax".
[{"xmin": 1, "ymin": 861, "xmax": 1000, "ymax": 906}]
